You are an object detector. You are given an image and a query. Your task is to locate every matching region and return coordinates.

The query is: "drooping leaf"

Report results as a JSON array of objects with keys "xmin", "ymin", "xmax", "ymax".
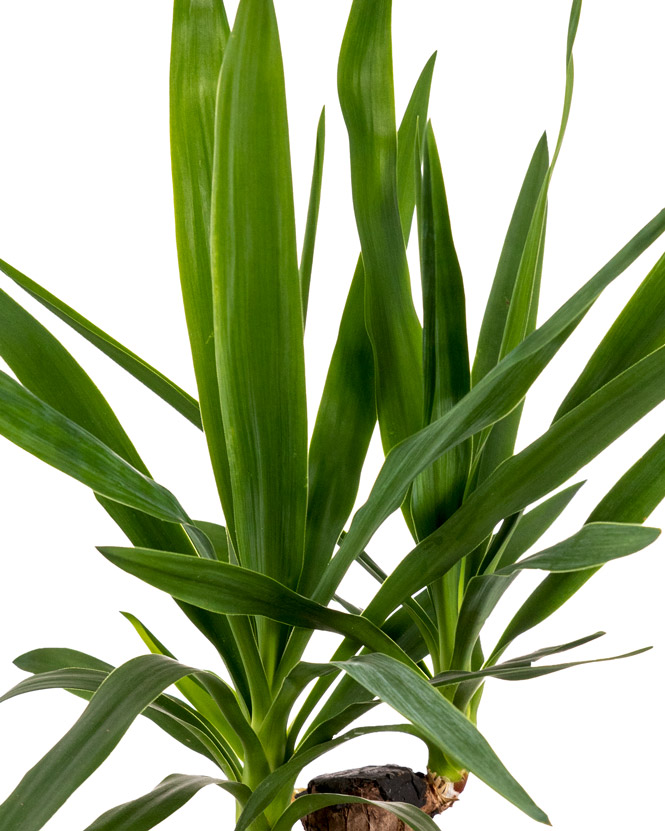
[
  {"xmin": 497, "ymin": 522, "xmax": 660, "ymax": 574},
  {"xmin": 0, "ymin": 371, "xmax": 188, "ymax": 524},
  {"xmin": 83, "ymin": 774, "xmax": 249, "ymax": 831},
  {"xmin": 334, "ymin": 653, "xmax": 549, "ymax": 824},
  {"xmin": 0, "ymin": 655, "xmax": 219, "ymax": 830},
  {"xmin": 98, "ymin": 546, "xmax": 419, "ymax": 669}
]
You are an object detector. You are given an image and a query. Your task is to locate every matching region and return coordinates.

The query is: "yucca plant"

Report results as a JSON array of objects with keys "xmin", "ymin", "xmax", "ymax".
[{"xmin": 1, "ymin": 0, "xmax": 664, "ymax": 829}]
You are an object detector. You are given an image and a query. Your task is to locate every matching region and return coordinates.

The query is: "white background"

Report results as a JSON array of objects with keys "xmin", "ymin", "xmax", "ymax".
[{"xmin": 0, "ymin": 1, "xmax": 664, "ymax": 828}]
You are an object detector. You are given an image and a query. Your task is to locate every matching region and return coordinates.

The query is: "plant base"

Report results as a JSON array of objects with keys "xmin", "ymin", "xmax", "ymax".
[{"xmin": 299, "ymin": 764, "xmax": 467, "ymax": 830}]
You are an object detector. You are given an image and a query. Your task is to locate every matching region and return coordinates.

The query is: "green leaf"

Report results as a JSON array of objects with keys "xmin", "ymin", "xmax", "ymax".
[
  {"xmin": 0, "ymin": 371, "xmax": 188, "ymax": 524},
  {"xmin": 497, "ymin": 522, "xmax": 660, "ymax": 574},
  {"xmin": 557, "ymin": 249, "xmax": 665, "ymax": 417},
  {"xmin": 490, "ymin": 482, "xmax": 585, "ymax": 572},
  {"xmin": 212, "ymin": 0, "xmax": 307, "ymax": 597},
  {"xmin": 302, "ymin": 54, "xmax": 435, "ymax": 594},
  {"xmin": 472, "ymin": 134, "xmax": 549, "ymax": 385},
  {"xmin": 334, "ymin": 653, "xmax": 550, "ymax": 824},
  {"xmin": 411, "ymin": 122, "xmax": 470, "ymax": 537},
  {"xmin": 98, "ymin": 546, "xmax": 419, "ymax": 669},
  {"xmin": 7, "ymin": 656, "xmax": 236, "ymax": 774},
  {"xmin": 0, "ymin": 655, "xmax": 217, "ymax": 830},
  {"xmin": 83, "ymin": 774, "xmax": 249, "ymax": 831},
  {"xmin": 170, "ymin": 0, "xmax": 236, "ymax": 528},
  {"xmin": 120, "ymin": 611, "xmax": 245, "ymax": 757},
  {"xmin": 317, "ymin": 207, "xmax": 665, "ymax": 605},
  {"xmin": 493, "ymin": 430, "xmax": 665, "ymax": 658},
  {"xmin": 300, "ymin": 107, "xmax": 325, "ymax": 319},
  {"xmin": 273, "ymin": 794, "xmax": 440, "ymax": 831},
  {"xmin": 364, "ymin": 343, "xmax": 665, "ymax": 626},
  {"xmin": 338, "ymin": 0, "xmax": 423, "ymax": 453},
  {"xmin": 0, "ymin": 261, "xmax": 200, "ymax": 428},
  {"xmin": 433, "ymin": 646, "xmax": 651, "ymax": 687}
]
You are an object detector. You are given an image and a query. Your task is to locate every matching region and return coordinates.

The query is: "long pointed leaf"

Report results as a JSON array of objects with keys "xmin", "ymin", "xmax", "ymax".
[
  {"xmin": 300, "ymin": 107, "xmax": 325, "ymax": 319},
  {"xmin": 83, "ymin": 774, "xmax": 249, "ymax": 831},
  {"xmin": 170, "ymin": 0, "xmax": 235, "ymax": 526},
  {"xmin": 273, "ymin": 794, "xmax": 440, "ymax": 831},
  {"xmin": 338, "ymin": 0, "xmax": 423, "ymax": 453},
  {"xmin": 334, "ymin": 653, "xmax": 550, "ymax": 824},
  {"xmin": 0, "ymin": 260, "xmax": 200, "ymax": 427},
  {"xmin": 212, "ymin": 0, "xmax": 307, "ymax": 596},
  {"xmin": 0, "ymin": 655, "xmax": 213, "ymax": 831}
]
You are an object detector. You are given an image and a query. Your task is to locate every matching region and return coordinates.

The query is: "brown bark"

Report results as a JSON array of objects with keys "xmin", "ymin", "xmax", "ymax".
[{"xmin": 298, "ymin": 765, "xmax": 467, "ymax": 830}]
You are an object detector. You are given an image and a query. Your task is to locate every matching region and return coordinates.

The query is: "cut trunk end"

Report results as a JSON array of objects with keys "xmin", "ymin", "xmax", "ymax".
[{"xmin": 298, "ymin": 764, "xmax": 467, "ymax": 830}]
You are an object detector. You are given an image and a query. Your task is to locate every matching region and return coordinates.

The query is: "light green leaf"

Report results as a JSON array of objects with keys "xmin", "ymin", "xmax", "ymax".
[
  {"xmin": 170, "ymin": 0, "xmax": 235, "ymax": 527},
  {"xmin": 83, "ymin": 774, "xmax": 249, "ymax": 831},
  {"xmin": 0, "ymin": 261, "xmax": 200, "ymax": 428},
  {"xmin": 338, "ymin": 0, "xmax": 423, "ymax": 454},
  {"xmin": 334, "ymin": 653, "xmax": 550, "ymax": 824},
  {"xmin": 212, "ymin": 0, "xmax": 307, "ymax": 600}
]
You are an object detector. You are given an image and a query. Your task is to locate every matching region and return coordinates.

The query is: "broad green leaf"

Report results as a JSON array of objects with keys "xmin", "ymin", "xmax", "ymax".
[
  {"xmin": 0, "ymin": 261, "xmax": 200, "ymax": 428},
  {"xmin": 300, "ymin": 107, "xmax": 325, "ymax": 319},
  {"xmin": 14, "ymin": 648, "xmax": 112, "ymax": 674},
  {"xmin": 557, "ymin": 249, "xmax": 665, "ymax": 417},
  {"xmin": 315, "ymin": 207, "xmax": 665, "ymax": 606},
  {"xmin": 494, "ymin": 430, "xmax": 665, "ymax": 658},
  {"xmin": 170, "ymin": 0, "xmax": 235, "ymax": 528},
  {"xmin": 0, "ymin": 655, "xmax": 220, "ymax": 830},
  {"xmin": 236, "ymin": 724, "xmax": 424, "ymax": 831},
  {"xmin": 273, "ymin": 794, "xmax": 440, "ymax": 831},
  {"xmin": 472, "ymin": 134, "xmax": 549, "ymax": 385},
  {"xmin": 212, "ymin": 0, "xmax": 307, "ymax": 598},
  {"xmin": 497, "ymin": 522, "xmax": 660, "ymax": 574},
  {"xmin": 98, "ymin": 546, "xmax": 419, "ymax": 669},
  {"xmin": 334, "ymin": 653, "xmax": 550, "ymax": 824},
  {"xmin": 83, "ymin": 774, "xmax": 249, "ymax": 831},
  {"xmin": 302, "ymin": 54, "xmax": 436, "ymax": 594},
  {"xmin": 363, "ymin": 342, "xmax": 665, "ymax": 626},
  {"xmin": 338, "ymin": 0, "xmax": 423, "ymax": 453},
  {"xmin": 411, "ymin": 123, "xmax": 470, "ymax": 537},
  {"xmin": 0, "ymin": 371, "xmax": 188, "ymax": 525}
]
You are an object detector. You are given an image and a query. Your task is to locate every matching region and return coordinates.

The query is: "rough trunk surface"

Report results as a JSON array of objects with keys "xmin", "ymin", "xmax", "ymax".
[{"xmin": 298, "ymin": 764, "xmax": 466, "ymax": 830}]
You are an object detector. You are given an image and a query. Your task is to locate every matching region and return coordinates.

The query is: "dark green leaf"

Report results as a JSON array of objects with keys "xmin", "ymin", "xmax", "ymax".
[
  {"xmin": 0, "ymin": 261, "xmax": 200, "ymax": 428},
  {"xmin": 334, "ymin": 653, "xmax": 549, "ymax": 824},
  {"xmin": 212, "ymin": 0, "xmax": 307, "ymax": 598},
  {"xmin": 300, "ymin": 107, "xmax": 325, "ymax": 319},
  {"xmin": 83, "ymin": 774, "xmax": 249, "ymax": 831},
  {"xmin": 273, "ymin": 794, "xmax": 440, "ymax": 831}
]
